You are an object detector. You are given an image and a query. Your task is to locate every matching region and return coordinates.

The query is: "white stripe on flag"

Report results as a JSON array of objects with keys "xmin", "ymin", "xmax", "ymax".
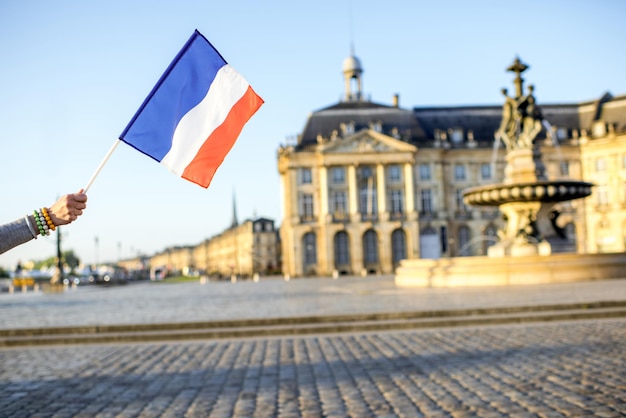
[{"xmin": 161, "ymin": 65, "xmax": 250, "ymax": 175}]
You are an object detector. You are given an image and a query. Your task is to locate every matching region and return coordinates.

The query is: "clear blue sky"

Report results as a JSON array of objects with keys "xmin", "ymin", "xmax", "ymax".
[{"xmin": 1, "ymin": 0, "xmax": 625, "ymax": 269}]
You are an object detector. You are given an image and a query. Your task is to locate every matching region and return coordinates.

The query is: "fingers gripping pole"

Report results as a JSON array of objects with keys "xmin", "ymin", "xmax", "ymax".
[{"xmin": 83, "ymin": 139, "xmax": 121, "ymax": 193}]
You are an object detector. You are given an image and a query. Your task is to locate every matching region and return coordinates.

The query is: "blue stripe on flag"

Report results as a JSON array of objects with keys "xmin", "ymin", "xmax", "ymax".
[{"xmin": 120, "ymin": 31, "xmax": 227, "ymax": 161}]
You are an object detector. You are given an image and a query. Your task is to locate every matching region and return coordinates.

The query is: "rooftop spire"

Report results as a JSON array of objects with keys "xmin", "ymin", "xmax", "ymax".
[{"xmin": 230, "ymin": 190, "xmax": 238, "ymax": 228}]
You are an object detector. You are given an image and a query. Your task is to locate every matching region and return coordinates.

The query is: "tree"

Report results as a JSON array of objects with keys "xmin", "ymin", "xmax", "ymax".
[{"xmin": 33, "ymin": 250, "xmax": 80, "ymax": 271}]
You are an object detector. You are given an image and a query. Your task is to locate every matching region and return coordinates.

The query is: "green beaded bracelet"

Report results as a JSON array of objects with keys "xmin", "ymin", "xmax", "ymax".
[{"xmin": 33, "ymin": 210, "xmax": 48, "ymax": 236}]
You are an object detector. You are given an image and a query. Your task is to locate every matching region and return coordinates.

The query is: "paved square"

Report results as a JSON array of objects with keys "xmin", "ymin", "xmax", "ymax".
[{"xmin": 1, "ymin": 319, "xmax": 624, "ymax": 417}]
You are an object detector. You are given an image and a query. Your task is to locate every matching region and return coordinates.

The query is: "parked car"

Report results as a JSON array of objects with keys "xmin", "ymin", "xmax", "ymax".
[{"xmin": 89, "ymin": 267, "xmax": 128, "ymax": 285}]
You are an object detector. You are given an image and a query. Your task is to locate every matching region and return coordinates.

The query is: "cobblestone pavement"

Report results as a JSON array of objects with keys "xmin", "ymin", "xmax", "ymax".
[{"xmin": 1, "ymin": 319, "xmax": 624, "ymax": 417}]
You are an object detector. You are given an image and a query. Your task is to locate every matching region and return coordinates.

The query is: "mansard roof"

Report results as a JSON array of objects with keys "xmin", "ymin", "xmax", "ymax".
[
  {"xmin": 413, "ymin": 93, "xmax": 626, "ymax": 143},
  {"xmin": 295, "ymin": 93, "xmax": 626, "ymax": 151},
  {"xmin": 297, "ymin": 100, "xmax": 426, "ymax": 149}
]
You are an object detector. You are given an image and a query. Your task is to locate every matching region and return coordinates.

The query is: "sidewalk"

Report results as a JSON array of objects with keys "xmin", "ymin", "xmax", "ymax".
[{"xmin": 1, "ymin": 275, "xmax": 625, "ymax": 330}]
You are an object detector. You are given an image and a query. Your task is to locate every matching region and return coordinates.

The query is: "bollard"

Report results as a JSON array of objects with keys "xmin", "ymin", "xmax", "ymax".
[
  {"xmin": 231, "ymin": 274, "xmax": 237, "ymax": 283},
  {"xmin": 284, "ymin": 274, "xmax": 290, "ymax": 282},
  {"xmin": 332, "ymin": 270, "xmax": 339, "ymax": 280},
  {"xmin": 253, "ymin": 273, "xmax": 259, "ymax": 282}
]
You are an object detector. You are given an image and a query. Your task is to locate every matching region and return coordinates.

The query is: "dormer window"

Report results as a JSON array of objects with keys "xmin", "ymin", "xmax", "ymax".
[
  {"xmin": 369, "ymin": 121, "xmax": 382, "ymax": 132},
  {"xmin": 450, "ymin": 128, "xmax": 463, "ymax": 143},
  {"xmin": 340, "ymin": 122, "xmax": 355, "ymax": 136},
  {"xmin": 592, "ymin": 121, "xmax": 607, "ymax": 138}
]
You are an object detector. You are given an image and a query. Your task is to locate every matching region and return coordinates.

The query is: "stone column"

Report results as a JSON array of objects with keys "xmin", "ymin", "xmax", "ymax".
[
  {"xmin": 404, "ymin": 163, "xmax": 415, "ymax": 213},
  {"xmin": 376, "ymin": 164, "xmax": 386, "ymax": 218},
  {"xmin": 348, "ymin": 165, "xmax": 358, "ymax": 217},
  {"xmin": 319, "ymin": 166, "xmax": 328, "ymax": 222}
]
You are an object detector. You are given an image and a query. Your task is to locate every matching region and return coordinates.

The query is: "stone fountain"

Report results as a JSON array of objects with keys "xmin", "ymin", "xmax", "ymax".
[
  {"xmin": 395, "ymin": 58, "xmax": 625, "ymax": 287},
  {"xmin": 463, "ymin": 57, "xmax": 593, "ymax": 258}
]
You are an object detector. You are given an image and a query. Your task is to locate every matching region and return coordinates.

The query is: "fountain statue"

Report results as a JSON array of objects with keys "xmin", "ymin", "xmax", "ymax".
[
  {"xmin": 395, "ymin": 57, "xmax": 625, "ymax": 287},
  {"xmin": 462, "ymin": 57, "xmax": 593, "ymax": 257}
]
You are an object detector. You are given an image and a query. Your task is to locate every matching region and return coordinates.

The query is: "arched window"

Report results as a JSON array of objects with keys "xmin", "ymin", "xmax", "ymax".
[
  {"xmin": 483, "ymin": 224, "xmax": 498, "ymax": 254},
  {"xmin": 334, "ymin": 231, "xmax": 350, "ymax": 269},
  {"xmin": 458, "ymin": 225, "xmax": 471, "ymax": 256},
  {"xmin": 363, "ymin": 230, "xmax": 379, "ymax": 265},
  {"xmin": 391, "ymin": 229, "xmax": 407, "ymax": 266},
  {"xmin": 419, "ymin": 226, "xmax": 440, "ymax": 259},
  {"xmin": 302, "ymin": 232, "xmax": 317, "ymax": 269}
]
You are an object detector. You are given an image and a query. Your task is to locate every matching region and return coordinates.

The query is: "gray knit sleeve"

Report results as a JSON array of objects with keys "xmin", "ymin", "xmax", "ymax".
[{"xmin": 0, "ymin": 217, "xmax": 36, "ymax": 255}]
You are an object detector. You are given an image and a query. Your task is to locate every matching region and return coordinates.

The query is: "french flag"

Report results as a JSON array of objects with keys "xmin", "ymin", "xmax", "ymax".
[{"xmin": 119, "ymin": 30, "xmax": 264, "ymax": 188}]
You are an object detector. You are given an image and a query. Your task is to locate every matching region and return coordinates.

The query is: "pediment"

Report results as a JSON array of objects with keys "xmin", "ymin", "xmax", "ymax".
[{"xmin": 320, "ymin": 129, "xmax": 416, "ymax": 154}]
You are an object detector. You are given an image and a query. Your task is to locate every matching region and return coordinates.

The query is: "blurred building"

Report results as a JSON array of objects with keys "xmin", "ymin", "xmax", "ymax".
[
  {"xmin": 193, "ymin": 217, "xmax": 279, "ymax": 279},
  {"xmin": 277, "ymin": 53, "xmax": 626, "ymax": 277}
]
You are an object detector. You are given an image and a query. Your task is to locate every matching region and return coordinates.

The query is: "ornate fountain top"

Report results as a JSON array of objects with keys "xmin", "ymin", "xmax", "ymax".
[{"xmin": 498, "ymin": 57, "xmax": 543, "ymax": 151}]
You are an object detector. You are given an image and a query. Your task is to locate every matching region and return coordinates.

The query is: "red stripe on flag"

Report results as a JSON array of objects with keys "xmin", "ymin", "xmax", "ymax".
[{"xmin": 182, "ymin": 86, "xmax": 264, "ymax": 188}]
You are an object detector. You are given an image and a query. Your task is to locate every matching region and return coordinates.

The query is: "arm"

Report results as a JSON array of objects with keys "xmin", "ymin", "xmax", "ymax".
[
  {"xmin": 0, "ymin": 192, "xmax": 88, "ymax": 255},
  {"xmin": 0, "ymin": 217, "xmax": 37, "ymax": 254}
]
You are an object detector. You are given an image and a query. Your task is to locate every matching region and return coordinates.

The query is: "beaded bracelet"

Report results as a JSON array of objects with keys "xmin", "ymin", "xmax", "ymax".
[
  {"xmin": 33, "ymin": 210, "xmax": 50, "ymax": 236},
  {"xmin": 41, "ymin": 207, "xmax": 56, "ymax": 231}
]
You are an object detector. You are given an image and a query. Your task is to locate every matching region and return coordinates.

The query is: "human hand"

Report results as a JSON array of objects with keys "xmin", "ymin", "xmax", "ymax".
[{"xmin": 48, "ymin": 191, "xmax": 88, "ymax": 226}]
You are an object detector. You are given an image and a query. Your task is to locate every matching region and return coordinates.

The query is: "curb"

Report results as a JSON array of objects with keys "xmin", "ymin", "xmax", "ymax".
[{"xmin": 1, "ymin": 301, "xmax": 625, "ymax": 347}]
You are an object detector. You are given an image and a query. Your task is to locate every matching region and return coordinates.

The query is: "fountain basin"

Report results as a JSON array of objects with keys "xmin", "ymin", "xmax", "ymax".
[
  {"xmin": 463, "ymin": 180, "xmax": 593, "ymax": 206},
  {"xmin": 395, "ymin": 252, "xmax": 626, "ymax": 287}
]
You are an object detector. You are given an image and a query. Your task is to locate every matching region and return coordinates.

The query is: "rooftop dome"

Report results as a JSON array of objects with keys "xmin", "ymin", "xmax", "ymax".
[{"xmin": 342, "ymin": 55, "xmax": 363, "ymax": 74}]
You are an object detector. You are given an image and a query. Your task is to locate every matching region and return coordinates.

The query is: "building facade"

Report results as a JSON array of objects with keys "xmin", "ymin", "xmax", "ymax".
[
  {"xmin": 277, "ymin": 54, "xmax": 626, "ymax": 277},
  {"xmin": 117, "ymin": 216, "xmax": 279, "ymax": 280},
  {"xmin": 192, "ymin": 217, "xmax": 280, "ymax": 279}
]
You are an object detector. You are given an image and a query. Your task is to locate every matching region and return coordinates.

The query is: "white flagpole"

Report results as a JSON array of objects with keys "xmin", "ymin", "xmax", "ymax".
[{"xmin": 83, "ymin": 139, "xmax": 121, "ymax": 193}]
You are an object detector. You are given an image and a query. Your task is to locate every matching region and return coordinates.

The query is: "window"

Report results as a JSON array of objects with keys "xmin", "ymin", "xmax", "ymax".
[
  {"xmin": 595, "ymin": 158, "xmax": 606, "ymax": 172},
  {"xmin": 360, "ymin": 166, "xmax": 373, "ymax": 178},
  {"xmin": 299, "ymin": 167, "xmax": 312, "ymax": 184},
  {"xmin": 440, "ymin": 225, "xmax": 448, "ymax": 253},
  {"xmin": 622, "ymin": 154, "xmax": 626, "ymax": 169},
  {"xmin": 456, "ymin": 189, "xmax": 467, "ymax": 212},
  {"xmin": 592, "ymin": 121, "xmax": 606, "ymax": 137},
  {"xmin": 363, "ymin": 230, "xmax": 379, "ymax": 264},
  {"xmin": 370, "ymin": 121, "xmax": 382, "ymax": 132},
  {"xmin": 390, "ymin": 189, "xmax": 404, "ymax": 214},
  {"xmin": 450, "ymin": 128, "xmax": 463, "ymax": 143},
  {"xmin": 480, "ymin": 163, "xmax": 491, "ymax": 180},
  {"xmin": 340, "ymin": 122, "xmax": 355, "ymax": 136},
  {"xmin": 331, "ymin": 167, "xmax": 345, "ymax": 184},
  {"xmin": 560, "ymin": 161, "xmax": 569, "ymax": 176},
  {"xmin": 388, "ymin": 165, "xmax": 402, "ymax": 183},
  {"xmin": 458, "ymin": 226, "xmax": 471, "ymax": 256},
  {"xmin": 420, "ymin": 189, "xmax": 433, "ymax": 214},
  {"xmin": 391, "ymin": 229, "xmax": 407, "ymax": 265},
  {"xmin": 302, "ymin": 233, "xmax": 317, "ymax": 267},
  {"xmin": 419, "ymin": 163, "xmax": 431, "ymax": 180},
  {"xmin": 484, "ymin": 225, "xmax": 498, "ymax": 253},
  {"xmin": 358, "ymin": 167, "xmax": 377, "ymax": 215},
  {"xmin": 331, "ymin": 191, "xmax": 347, "ymax": 215},
  {"xmin": 596, "ymin": 185, "xmax": 609, "ymax": 206},
  {"xmin": 454, "ymin": 164, "xmax": 466, "ymax": 181},
  {"xmin": 359, "ymin": 187, "xmax": 378, "ymax": 215},
  {"xmin": 334, "ymin": 232, "xmax": 350, "ymax": 267},
  {"xmin": 300, "ymin": 193, "xmax": 314, "ymax": 218}
]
